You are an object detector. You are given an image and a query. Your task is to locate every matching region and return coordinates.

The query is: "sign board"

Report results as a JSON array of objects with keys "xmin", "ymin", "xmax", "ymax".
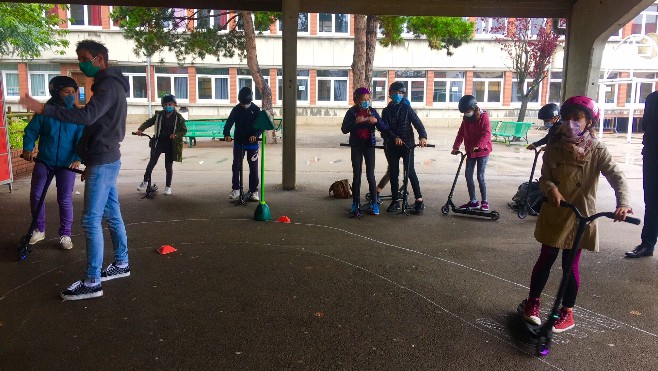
[{"xmin": 0, "ymin": 75, "xmax": 13, "ymax": 187}]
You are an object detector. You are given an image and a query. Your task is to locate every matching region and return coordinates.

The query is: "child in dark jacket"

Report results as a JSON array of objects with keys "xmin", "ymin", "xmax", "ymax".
[
  {"xmin": 341, "ymin": 87, "xmax": 392, "ymax": 216},
  {"xmin": 135, "ymin": 94, "xmax": 187, "ymax": 195},
  {"xmin": 224, "ymin": 87, "xmax": 262, "ymax": 201},
  {"xmin": 451, "ymin": 95, "xmax": 493, "ymax": 211},
  {"xmin": 381, "ymin": 81, "xmax": 428, "ymax": 214},
  {"xmin": 528, "ymin": 103, "xmax": 561, "ymax": 150},
  {"xmin": 22, "ymin": 76, "xmax": 84, "ymax": 250}
]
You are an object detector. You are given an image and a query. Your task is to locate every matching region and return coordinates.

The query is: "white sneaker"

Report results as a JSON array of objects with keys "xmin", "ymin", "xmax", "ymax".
[
  {"xmin": 60, "ymin": 235, "xmax": 73, "ymax": 250},
  {"xmin": 29, "ymin": 230, "xmax": 45, "ymax": 245},
  {"xmin": 228, "ymin": 189, "xmax": 240, "ymax": 200},
  {"xmin": 248, "ymin": 191, "xmax": 259, "ymax": 202},
  {"xmin": 137, "ymin": 181, "xmax": 147, "ymax": 191},
  {"xmin": 164, "ymin": 187, "xmax": 172, "ymax": 195}
]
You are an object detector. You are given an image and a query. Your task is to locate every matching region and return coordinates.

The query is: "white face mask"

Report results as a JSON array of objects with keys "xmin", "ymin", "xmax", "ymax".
[
  {"xmin": 464, "ymin": 111, "xmax": 475, "ymax": 118},
  {"xmin": 241, "ymin": 103, "xmax": 251, "ymax": 109}
]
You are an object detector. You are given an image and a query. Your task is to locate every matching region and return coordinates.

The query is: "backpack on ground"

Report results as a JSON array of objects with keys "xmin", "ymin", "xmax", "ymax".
[
  {"xmin": 509, "ymin": 180, "xmax": 543, "ymax": 214},
  {"xmin": 329, "ymin": 179, "xmax": 352, "ymax": 198}
]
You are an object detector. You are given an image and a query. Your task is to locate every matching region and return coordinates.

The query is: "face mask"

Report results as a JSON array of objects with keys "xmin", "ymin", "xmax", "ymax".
[
  {"xmin": 62, "ymin": 95, "xmax": 76, "ymax": 108},
  {"xmin": 391, "ymin": 94, "xmax": 403, "ymax": 104},
  {"xmin": 544, "ymin": 121, "xmax": 553, "ymax": 128},
  {"xmin": 360, "ymin": 101, "xmax": 370, "ymax": 109},
  {"xmin": 464, "ymin": 111, "xmax": 475, "ymax": 118},
  {"xmin": 163, "ymin": 106, "xmax": 175, "ymax": 113},
  {"xmin": 79, "ymin": 55, "xmax": 100, "ymax": 77},
  {"xmin": 565, "ymin": 120, "xmax": 585, "ymax": 137},
  {"xmin": 241, "ymin": 103, "xmax": 251, "ymax": 109}
]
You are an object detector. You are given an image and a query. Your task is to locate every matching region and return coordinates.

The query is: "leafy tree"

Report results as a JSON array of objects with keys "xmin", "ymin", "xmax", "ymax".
[
  {"xmin": 490, "ymin": 18, "xmax": 560, "ymax": 121},
  {"xmin": 0, "ymin": 3, "xmax": 69, "ymax": 60}
]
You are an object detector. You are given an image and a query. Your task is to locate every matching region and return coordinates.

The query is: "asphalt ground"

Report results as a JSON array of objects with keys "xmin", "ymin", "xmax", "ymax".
[{"xmin": 0, "ymin": 125, "xmax": 656, "ymax": 370}]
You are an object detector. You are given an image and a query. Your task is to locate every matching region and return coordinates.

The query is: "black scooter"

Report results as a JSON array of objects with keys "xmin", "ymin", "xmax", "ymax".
[
  {"xmin": 441, "ymin": 151, "xmax": 500, "ymax": 220},
  {"xmin": 18, "ymin": 156, "xmax": 84, "ymax": 261},
  {"xmin": 132, "ymin": 132, "xmax": 159, "ymax": 199},
  {"xmin": 517, "ymin": 146, "xmax": 543, "ymax": 219},
  {"xmin": 519, "ymin": 199, "xmax": 640, "ymax": 356}
]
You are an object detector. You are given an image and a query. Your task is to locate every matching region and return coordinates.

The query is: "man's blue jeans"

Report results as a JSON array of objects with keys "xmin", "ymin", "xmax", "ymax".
[{"xmin": 82, "ymin": 160, "xmax": 128, "ymax": 282}]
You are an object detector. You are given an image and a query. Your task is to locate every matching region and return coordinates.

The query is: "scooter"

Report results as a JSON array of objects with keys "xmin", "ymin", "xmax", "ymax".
[
  {"xmin": 517, "ymin": 146, "xmax": 543, "ymax": 219},
  {"xmin": 132, "ymin": 132, "xmax": 159, "ymax": 199},
  {"xmin": 441, "ymin": 151, "xmax": 500, "ymax": 220},
  {"xmin": 519, "ymin": 199, "xmax": 640, "ymax": 356},
  {"xmin": 18, "ymin": 156, "xmax": 84, "ymax": 261}
]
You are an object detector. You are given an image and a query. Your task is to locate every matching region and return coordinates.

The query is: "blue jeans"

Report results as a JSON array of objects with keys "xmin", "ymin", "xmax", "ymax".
[
  {"xmin": 465, "ymin": 156, "xmax": 488, "ymax": 202},
  {"xmin": 82, "ymin": 160, "xmax": 128, "ymax": 282}
]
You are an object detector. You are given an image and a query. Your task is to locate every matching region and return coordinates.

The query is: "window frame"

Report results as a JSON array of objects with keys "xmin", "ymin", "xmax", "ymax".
[
  {"xmin": 276, "ymin": 13, "xmax": 310, "ymax": 35},
  {"xmin": 510, "ymin": 76, "xmax": 542, "ymax": 106},
  {"xmin": 316, "ymin": 70, "xmax": 349, "ymax": 105},
  {"xmin": 1, "ymin": 70, "xmax": 20, "ymax": 100},
  {"xmin": 432, "ymin": 71, "xmax": 465, "ymax": 106},
  {"xmin": 371, "ymin": 77, "xmax": 389, "ymax": 107},
  {"xmin": 155, "ymin": 71, "xmax": 189, "ymax": 103},
  {"xmin": 474, "ymin": 17, "xmax": 507, "ymax": 38},
  {"xmin": 67, "ymin": 4, "xmax": 103, "ymax": 29},
  {"xmin": 276, "ymin": 70, "xmax": 310, "ymax": 104},
  {"xmin": 237, "ymin": 69, "xmax": 270, "ymax": 105},
  {"xmin": 28, "ymin": 67, "xmax": 60, "ymax": 98},
  {"xmin": 194, "ymin": 9, "xmax": 230, "ymax": 33},
  {"xmin": 123, "ymin": 73, "xmax": 148, "ymax": 101},
  {"xmin": 317, "ymin": 13, "xmax": 350, "ymax": 35},
  {"xmin": 197, "ymin": 71, "xmax": 231, "ymax": 102},
  {"xmin": 472, "ymin": 72, "xmax": 504, "ymax": 105},
  {"xmin": 631, "ymin": 6, "xmax": 658, "ymax": 35}
]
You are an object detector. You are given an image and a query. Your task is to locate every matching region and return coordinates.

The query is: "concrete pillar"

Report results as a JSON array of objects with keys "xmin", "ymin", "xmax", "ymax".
[
  {"xmin": 563, "ymin": 0, "xmax": 655, "ymax": 99},
  {"xmin": 282, "ymin": 0, "xmax": 299, "ymax": 190}
]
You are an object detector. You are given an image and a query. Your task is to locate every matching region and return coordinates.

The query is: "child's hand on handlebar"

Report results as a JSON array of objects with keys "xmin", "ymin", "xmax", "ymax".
[
  {"xmin": 224, "ymin": 135, "xmax": 233, "ymax": 143},
  {"xmin": 69, "ymin": 161, "xmax": 81, "ymax": 169},
  {"xmin": 135, "ymin": 130, "xmax": 144, "ymax": 136},
  {"xmin": 548, "ymin": 187, "xmax": 564, "ymax": 207},
  {"xmin": 451, "ymin": 149, "xmax": 460, "ymax": 155},
  {"xmin": 418, "ymin": 138, "xmax": 427, "ymax": 147},
  {"xmin": 527, "ymin": 144, "xmax": 536, "ymax": 150},
  {"xmin": 22, "ymin": 150, "xmax": 33, "ymax": 161},
  {"xmin": 613, "ymin": 206, "xmax": 632, "ymax": 222},
  {"xmin": 394, "ymin": 137, "xmax": 403, "ymax": 146},
  {"xmin": 249, "ymin": 135, "xmax": 257, "ymax": 143}
]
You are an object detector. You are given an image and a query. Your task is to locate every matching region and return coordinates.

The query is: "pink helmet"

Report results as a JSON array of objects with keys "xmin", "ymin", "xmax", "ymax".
[{"xmin": 560, "ymin": 96, "xmax": 600, "ymax": 121}]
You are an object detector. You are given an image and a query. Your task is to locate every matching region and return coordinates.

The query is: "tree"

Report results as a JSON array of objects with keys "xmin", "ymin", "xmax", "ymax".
[
  {"xmin": 0, "ymin": 3, "xmax": 69, "ymax": 60},
  {"xmin": 490, "ymin": 18, "xmax": 560, "ymax": 121}
]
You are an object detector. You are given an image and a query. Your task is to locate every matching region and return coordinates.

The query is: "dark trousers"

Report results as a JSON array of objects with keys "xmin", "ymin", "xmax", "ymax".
[
  {"xmin": 232, "ymin": 145, "xmax": 259, "ymax": 192},
  {"xmin": 144, "ymin": 139, "xmax": 173, "ymax": 187},
  {"xmin": 529, "ymin": 244, "xmax": 582, "ymax": 308},
  {"xmin": 642, "ymin": 156, "xmax": 658, "ymax": 251},
  {"xmin": 386, "ymin": 143, "xmax": 422, "ymax": 201},
  {"xmin": 350, "ymin": 143, "xmax": 376, "ymax": 204}
]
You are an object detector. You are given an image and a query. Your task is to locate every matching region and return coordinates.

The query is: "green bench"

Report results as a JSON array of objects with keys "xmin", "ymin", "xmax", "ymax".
[
  {"xmin": 184, "ymin": 117, "xmax": 283, "ymax": 147},
  {"xmin": 492, "ymin": 121, "xmax": 533, "ymax": 144}
]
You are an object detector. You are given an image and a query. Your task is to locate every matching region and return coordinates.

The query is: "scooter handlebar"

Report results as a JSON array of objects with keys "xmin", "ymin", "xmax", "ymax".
[
  {"xmin": 550, "ymin": 198, "xmax": 641, "ymax": 225},
  {"xmin": 21, "ymin": 155, "xmax": 84, "ymax": 175},
  {"xmin": 132, "ymin": 131, "xmax": 153, "ymax": 139}
]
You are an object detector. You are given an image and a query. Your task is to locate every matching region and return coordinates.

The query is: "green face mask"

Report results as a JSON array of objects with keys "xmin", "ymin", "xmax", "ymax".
[{"xmin": 79, "ymin": 56, "xmax": 100, "ymax": 77}]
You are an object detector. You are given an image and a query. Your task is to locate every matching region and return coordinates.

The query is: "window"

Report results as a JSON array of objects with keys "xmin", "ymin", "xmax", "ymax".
[
  {"xmin": 0, "ymin": 64, "xmax": 20, "ymax": 99},
  {"xmin": 277, "ymin": 13, "xmax": 309, "ymax": 33},
  {"xmin": 433, "ymin": 71, "xmax": 465, "ymax": 104},
  {"xmin": 316, "ymin": 70, "xmax": 348, "ymax": 103},
  {"xmin": 318, "ymin": 13, "xmax": 349, "ymax": 34},
  {"xmin": 195, "ymin": 9, "xmax": 229, "ymax": 30},
  {"xmin": 511, "ymin": 75, "xmax": 541, "ymax": 104},
  {"xmin": 237, "ymin": 68, "xmax": 270, "ymax": 102},
  {"xmin": 472, "ymin": 72, "xmax": 504, "ymax": 104},
  {"xmin": 197, "ymin": 68, "xmax": 230, "ymax": 101},
  {"xmin": 528, "ymin": 18, "xmax": 546, "ymax": 36},
  {"xmin": 631, "ymin": 5, "xmax": 658, "ymax": 35},
  {"xmin": 163, "ymin": 8, "xmax": 188, "ymax": 30},
  {"xmin": 277, "ymin": 69, "xmax": 310, "ymax": 103},
  {"xmin": 28, "ymin": 64, "xmax": 60, "ymax": 98},
  {"xmin": 122, "ymin": 66, "xmax": 148, "ymax": 100},
  {"xmin": 371, "ymin": 71, "xmax": 388, "ymax": 103},
  {"xmin": 68, "ymin": 4, "xmax": 102, "ymax": 27},
  {"xmin": 548, "ymin": 71, "xmax": 562, "ymax": 104},
  {"xmin": 395, "ymin": 71, "xmax": 426, "ymax": 104},
  {"xmin": 626, "ymin": 72, "xmax": 657, "ymax": 104},
  {"xmin": 155, "ymin": 67, "xmax": 188, "ymax": 101},
  {"xmin": 475, "ymin": 18, "xmax": 506, "ymax": 36},
  {"xmin": 109, "ymin": 6, "xmax": 121, "ymax": 29}
]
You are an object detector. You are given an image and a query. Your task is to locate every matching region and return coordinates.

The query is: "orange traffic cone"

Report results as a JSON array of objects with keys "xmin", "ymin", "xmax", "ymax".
[
  {"xmin": 157, "ymin": 245, "xmax": 177, "ymax": 254},
  {"xmin": 276, "ymin": 216, "xmax": 291, "ymax": 223}
]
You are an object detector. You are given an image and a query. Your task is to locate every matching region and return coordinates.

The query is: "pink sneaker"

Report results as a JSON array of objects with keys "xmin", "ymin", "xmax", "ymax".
[
  {"xmin": 459, "ymin": 201, "xmax": 480, "ymax": 209},
  {"xmin": 552, "ymin": 307, "xmax": 575, "ymax": 333},
  {"xmin": 521, "ymin": 298, "xmax": 541, "ymax": 325},
  {"xmin": 480, "ymin": 201, "xmax": 490, "ymax": 211}
]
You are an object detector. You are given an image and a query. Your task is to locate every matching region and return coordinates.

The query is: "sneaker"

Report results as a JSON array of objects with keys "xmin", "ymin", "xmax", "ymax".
[
  {"xmin": 413, "ymin": 200, "xmax": 425, "ymax": 214},
  {"xmin": 60, "ymin": 280, "xmax": 103, "ymax": 301},
  {"xmin": 29, "ymin": 229, "xmax": 45, "ymax": 245},
  {"xmin": 480, "ymin": 201, "xmax": 490, "ymax": 211},
  {"xmin": 59, "ymin": 235, "xmax": 73, "ymax": 250},
  {"xmin": 247, "ymin": 191, "xmax": 259, "ymax": 202},
  {"xmin": 137, "ymin": 181, "xmax": 148, "ymax": 191},
  {"xmin": 351, "ymin": 202, "xmax": 360, "ymax": 213},
  {"xmin": 371, "ymin": 203, "xmax": 380, "ymax": 215},
  {"xmin": 552, "ymin": 308, "xmax": 575, "ymax": 333},
  {"xmin": 100, "ymin": 262, "xmax": 131, "ymax": 282},
  {"xmin": 387, "ymin": 201, "xmax": 401, "ymax": 212},
  {"xmin": 164, "ymin": 187, "xmax": 172, "ymax": 195},
  {"xmin": 459, "ymin": 201, "xmax": 480, "ymax": 210},
  {"xmin": 228, "ymin": 189, "xmax": 240, "ymax": 200},
  {"xmin": 521, "ymin": 298, "xmax": 541, "ymax": 325}
]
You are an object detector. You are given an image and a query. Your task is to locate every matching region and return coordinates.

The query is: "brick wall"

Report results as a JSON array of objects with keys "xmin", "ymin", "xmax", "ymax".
[{"xmin": 11, "ymin": 147, "xmax": 38, "ymax": 178}]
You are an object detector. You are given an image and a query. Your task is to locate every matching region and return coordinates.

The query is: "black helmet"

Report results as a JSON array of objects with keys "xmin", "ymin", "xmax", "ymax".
[
  {"xmin": 458, "ymin": 95, "xmax": 477, "ymax": 113},
  {"xmin": 48, "ymin": 76, "xmax": 78, "ymax": 96},
  {"xmin": 238, "ymin": 87, "xmax": 253, "ymax": 104},
  {"xmin": 388, "ymin": 81, "xmax": 406, "ymax": 94},
  {"xmin": 161, "ymin": 94, "xmax": 177, "ymax": 106},
  {"xmin": 538, "ymin": 103, "xmax": 560, "ymax": 120}
]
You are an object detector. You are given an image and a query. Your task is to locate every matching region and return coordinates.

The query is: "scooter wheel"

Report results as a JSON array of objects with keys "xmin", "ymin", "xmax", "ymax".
[
  {"xmin": 490, "ymin": 211, "xmax": 500, "ymax": 221},
  {"xmin": 536, "ymin": 337, "xmax": 551, "ymax": 356},
  {"xmin": 441, "ymin": 205, "xmax": 450, "ymax": 215},
  {"xmin": 365, "ymin": 193, "xmax": 371, "ymax": 201},
  {"xmin": 518, "ymin": 210, "xmax": 527, "ymax": 219}
]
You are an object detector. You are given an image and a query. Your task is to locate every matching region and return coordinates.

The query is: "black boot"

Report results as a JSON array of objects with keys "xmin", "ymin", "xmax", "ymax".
[
  {"xmin": 387, "ymin": 200, "xmax": 401, "ymax": 212},
  {"xmin": 625, "ymin": 245, "xmax": 654, "ymax": 258}
]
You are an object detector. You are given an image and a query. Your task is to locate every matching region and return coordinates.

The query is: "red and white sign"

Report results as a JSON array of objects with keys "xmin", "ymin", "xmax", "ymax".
[{"xmin": 0, "ymin": 75, "xmax": 13, "ymax": 186}]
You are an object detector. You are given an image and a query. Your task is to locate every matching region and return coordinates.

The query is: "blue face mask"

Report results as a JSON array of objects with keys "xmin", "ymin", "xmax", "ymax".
[
  {"xmin": 544, "ymin": 121, "xmax": 553, "ymax": 128},
  {"xmin": 360, "ymin": 101, "xmax": 370, "ymax": 109},
  {"xmin": 391, "ymin": 94, "xmax": 403, "ymax": 104},
  {"xmin": 163, "ymin": 106, "xmax": 175, "ymax": 113},
  {"xmin": 62, "ymin": 95, "xmax": 76, "ymax": 108}
]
